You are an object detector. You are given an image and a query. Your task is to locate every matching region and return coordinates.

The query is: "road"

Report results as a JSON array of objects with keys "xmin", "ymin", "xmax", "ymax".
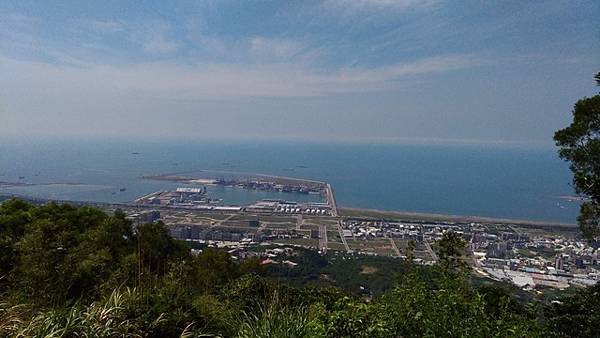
[
  {"xmin": 199, "ymin": 214, "xmax": 236, "ymax": 238},
  {"xmin": 257, "ymin": 220, "xmax": 269, "ymax": 234},
  {"xmin": 296, "ymin": 214, "xmax": 303, "ymax": 231},
  {"xmin": 389, "ymin": 238, "xmax": 401, "ymax": 257},
  {"xmin": 326, "ymin": 183, "xmax": 338, "ymax": 217},
  {"xmin": 337, "ymin": 220, "xmax": 351, "ymax": 252},
  {"xmin": 508, "ymin": 224, "xmax": 521, "ymax": 235},
  {"xmin": 424, "ymin": 241, "xmax": 438, "ymax": 262},
  {"xmin": 318, "ymin": 225, "xmax": 328, "ymax": 253}
]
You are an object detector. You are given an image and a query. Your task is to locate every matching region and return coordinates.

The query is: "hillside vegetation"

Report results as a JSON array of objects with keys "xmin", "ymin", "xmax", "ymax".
[{"xmin": 0, "ymin": 199, "xmax": 598, "ymax": 337}]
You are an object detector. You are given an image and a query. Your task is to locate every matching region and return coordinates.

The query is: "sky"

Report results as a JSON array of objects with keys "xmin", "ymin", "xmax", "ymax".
[{"xmin": 1, "ymin": 0, "xmax": 599, "ymax": 145}]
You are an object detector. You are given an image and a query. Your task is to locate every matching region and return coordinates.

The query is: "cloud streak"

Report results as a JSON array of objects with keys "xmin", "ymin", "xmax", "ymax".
[
  {"xmin": 1, "ymin": 0, "xmax": 595, "ymax": 143},
  {"xmin": 321, "ymin": 0, "xmax": 438, "ymax": 15},
  {"xmin": 128, "ymin": 21, "xmax": 181, "ymax": 54},
  {"xmin": 323, "ymin": 0, "xmax": 437, "ymax": 10},
  {"xmin": 1, "ymin": 54, "xmax": 477, "ymax": 100}
]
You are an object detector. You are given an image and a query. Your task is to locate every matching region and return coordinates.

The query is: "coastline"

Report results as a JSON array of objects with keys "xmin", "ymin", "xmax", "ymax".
[{"xmin": 339, "ymin": 207, "xmax": 578, "ymax": 228}]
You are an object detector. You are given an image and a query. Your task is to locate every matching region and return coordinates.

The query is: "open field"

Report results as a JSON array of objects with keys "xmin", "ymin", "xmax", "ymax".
[
  {"xmin": 303, "ymin": 216, "xmax": 339, "ymax": 225},
  {"xmin": 256, "ymin": 215, "xmax": 298, "ymax": 223},
  {"xmin": 327, "ymin": 242, "xmax": 348, "ymax": 251},
  {"xmin": 347, "ymin": 239, "xmax": 396, "ymax": 256}
]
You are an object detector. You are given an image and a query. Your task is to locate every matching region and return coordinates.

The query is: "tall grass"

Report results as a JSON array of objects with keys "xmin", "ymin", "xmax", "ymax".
[
  {"xmin": 0, "ymin": 288, "xmax": 212, "ymax": 337},
  {"xmin": 234, "ymin": 292, "xmax": 318, "ymax": 338}
]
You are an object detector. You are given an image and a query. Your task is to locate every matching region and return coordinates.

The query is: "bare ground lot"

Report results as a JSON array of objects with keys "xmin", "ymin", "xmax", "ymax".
[{"xmin": 347, "ymin": 239, "xmax": 396, "ymax": 256}]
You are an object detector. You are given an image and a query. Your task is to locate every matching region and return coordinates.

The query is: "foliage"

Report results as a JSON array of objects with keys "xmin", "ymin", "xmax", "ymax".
[
  {"xmin": 372, "ymin": 271, "xmax": 542, "ymax": 338},
  {"xmin": 543, "ymin": 283, "xmax": 600, "ymax": 338},
  {"xmin": 0, "ymin": 199, "xmax": 598, "ymax": 337},
  {"xmin": 320, "ymin": 255, "xmax": 414, "ymax": 296},
  {"xmin": 266, "ymin": 248, "xmax": 328, "ymax": 282},
  {"xmin": 437, "ymin": 231, "xmax": 468, "ymax": 274},
  {"xmin": 0, "ymin": 288, "xmax": 212, "ymax": 337},
  {"xmin": 554, "ymin": 72, "xmax": 600, "ymax": 239},
  {"xmin": 0, "ymin": 199, "xmax": 32, "ymax": 289},
  {"xmin": 235, "ymin": 292, "xmax": 318, "ymax": 338}
]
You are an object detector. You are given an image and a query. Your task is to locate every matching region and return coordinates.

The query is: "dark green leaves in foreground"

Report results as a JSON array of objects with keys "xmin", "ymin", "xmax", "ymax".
[
  {"xmin": 1, "ymin": 200, "xmax": 599, "ymax": 337},
  {"xmin": 555, "ymin": 72, "xmax": 600, "ymax": 239}
]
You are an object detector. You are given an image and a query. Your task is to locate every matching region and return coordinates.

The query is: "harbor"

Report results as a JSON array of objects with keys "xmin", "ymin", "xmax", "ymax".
[{"xmin": 135, "ymin": 169, "xmax": 338, "ymax": 216}]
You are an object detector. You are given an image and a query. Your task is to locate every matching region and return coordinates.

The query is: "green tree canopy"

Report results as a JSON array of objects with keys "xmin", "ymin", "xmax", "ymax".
[
  {"xmin": 437, "ymin": 231, "xmax": 468, "ymax": 274},
  {"xmin": 1, "ymin": 199, "xmax": 598, "ymax": 337},
  {"xmin": 554, "ymin": 72, "xmax": 600, "ymax": 239}
]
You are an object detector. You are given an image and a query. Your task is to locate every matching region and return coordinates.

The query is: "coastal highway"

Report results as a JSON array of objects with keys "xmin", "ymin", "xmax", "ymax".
[{"xmin": 326, "ymin": 183, "xmax": 338, "ymax": 217}]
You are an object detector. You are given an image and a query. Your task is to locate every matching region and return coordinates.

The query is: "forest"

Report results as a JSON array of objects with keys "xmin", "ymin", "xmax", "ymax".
[{"xmin": 0, "ymin": 199, "xmax": 598, "ymax": 337}]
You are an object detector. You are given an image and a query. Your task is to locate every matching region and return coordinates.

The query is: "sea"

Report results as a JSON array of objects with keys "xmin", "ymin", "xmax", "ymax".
[{"xmin": 0, "ymin": 139, "xmax": 580, "ymax": 224}]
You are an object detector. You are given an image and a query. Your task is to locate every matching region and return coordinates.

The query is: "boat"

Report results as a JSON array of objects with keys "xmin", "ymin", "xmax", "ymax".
[{"xmin": 119, "ymin": 188, "xmax": 127, "ymax": 192}]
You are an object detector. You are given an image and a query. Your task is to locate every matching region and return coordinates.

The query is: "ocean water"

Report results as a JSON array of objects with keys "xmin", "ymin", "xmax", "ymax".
[{"xmin": 0, "ymin": 140, "xmax": 579, "ymax": 223}]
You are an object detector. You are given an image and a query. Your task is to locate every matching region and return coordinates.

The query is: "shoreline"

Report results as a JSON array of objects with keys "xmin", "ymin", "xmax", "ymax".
[{"xmin": 339, "ymin": 207, "xmax": 578, "ymax": 228}]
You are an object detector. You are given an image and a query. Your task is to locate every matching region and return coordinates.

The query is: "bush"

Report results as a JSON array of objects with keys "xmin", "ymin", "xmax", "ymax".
[{"xmin": 0, "ymin": 200, "xmax": 597, "ymax": 337}]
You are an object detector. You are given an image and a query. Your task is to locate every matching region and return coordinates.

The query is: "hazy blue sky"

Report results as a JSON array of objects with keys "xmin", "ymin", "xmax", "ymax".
[{"xmin": 1, "ymin": 0, "xmax": 598, "ymax": 144}]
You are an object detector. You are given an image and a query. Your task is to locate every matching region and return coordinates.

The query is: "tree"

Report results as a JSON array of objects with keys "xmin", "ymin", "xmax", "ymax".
[
  {"xmin": 406, "ymin": 239, "xmax": 416, "ymax": 261},
  {"xmin": 544, "ymin": 283, "xmax": 600, "ymax": 337},
  {"xmin": 437, "ymin": 231, "xmax": 468, "ymax": 274},
  {"xmin": 554, "ymin": 72, "xmax": 600, "ymax": 239},
  {"xmin": 13, "ymin": 202, "xmax": 126, "ymax": 305},
  {"xmin": 0, "ymin": 199, "xmax": 32, "ymax": 288},
  {"xmin": 135, "ymin": 221, "xmax": 188, "ymax": 277}
]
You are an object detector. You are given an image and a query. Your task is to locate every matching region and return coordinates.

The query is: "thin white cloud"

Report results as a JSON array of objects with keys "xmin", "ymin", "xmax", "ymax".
[
  {"xmin": 128, "ymin": 20, "xmax": 180, "ymax": 54},
  {"xmin": 0, "ymin": 13, "xmax": 39, "ymax": 46},
  {"xmin": 246, "ymin": 36, "xmax": 325, "ymax": 65},
  {"xmin": 1, "ymin": 13, "xmax": 40, "ymax": 27},
  {"xmin": 326, "ymin": 0, "xmax": 435, "ymax": 8},
  {"xmin": 248, "ymin": 37, "xmax": 306, "ymax": 60},
  {"xmin": 322, "ymin": 0, "xmax": 438, "ymax": 13},
  {"xmin": 87, "ymin": 20, "xmax": 125, "ymax": 33},
  {"xmin": 1, "ymin": 54, "xmax": 477, "ymax": 100}
]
